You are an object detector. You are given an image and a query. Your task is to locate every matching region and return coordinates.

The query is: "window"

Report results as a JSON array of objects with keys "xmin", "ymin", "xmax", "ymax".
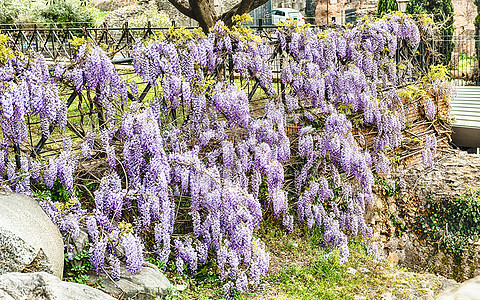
[{"xmin": 289, "ymin": 12, "xmax": 302, "ymax": 18}]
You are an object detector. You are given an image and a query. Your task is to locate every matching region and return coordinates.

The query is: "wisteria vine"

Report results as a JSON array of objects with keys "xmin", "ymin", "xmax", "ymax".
[{"xmin": 0, "ymin": 12, "xmax": 454, "ymax": 296}]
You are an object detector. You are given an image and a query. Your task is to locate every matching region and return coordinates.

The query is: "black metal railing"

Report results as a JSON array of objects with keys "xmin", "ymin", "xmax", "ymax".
[
  {"xmin": 0, "ymin": 22, "xmax": 176, "ymax": 60},
  {"xmin": 412, "ymin": 34, "xmax": 480, "ymax": 86},
  {"xmin": 447, "ymin": 35, "xmax": 480, "ymax": 86},
  {"xmin": 0, "ymin": 22, "xmax": 294, "ymax": 60}
]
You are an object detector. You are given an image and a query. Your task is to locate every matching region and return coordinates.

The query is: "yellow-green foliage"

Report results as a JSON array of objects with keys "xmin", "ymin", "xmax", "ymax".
[
  {"xmin": 69, "ymin": 36, "xmax": 93, "ymax": 55},
  {"xmin": 418, "ymin": 14, "xmax": 435, "ymax": 26},
  {"xmin": 68, "ymin": 36, "xmax": 108, "ymax": 56},
  {"xmin": 424, "ymin": 64, "xmax": 450, "ymax": 81},
  {"xmin": 163, "ymin": 27, "xmax": 205, "ymax": 46},
  {"xmin": 118, "ymin": 221, "xmax": 134, "ymax": 236},
  {"xmin": 55, "ymin": 197, "xmax": 79, "ymax": 216},
  {"xmin": 229, "ymin": 14, "xmax": 263, "ymax": 45},
  {"xmin": 0, "ymin": 34, "xmax": 15, "ymax": 64},
  {"xmin": 231, "ymin": 14, "xmax": 253, "ymax": 25},
  {"xmin": 422, "ymin": 65, "xmax": 452, "ymax": 103},
  {"xmin": 398, "ymin": 84, "xmax": 427, "ymax": 102}
]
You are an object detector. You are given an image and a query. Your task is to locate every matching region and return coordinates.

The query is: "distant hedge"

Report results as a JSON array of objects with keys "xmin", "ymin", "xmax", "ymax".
[
  {"xmin": 38, "ymin": 0, "xmax": 94, "ymax": 27},
  {"xmin": 0, "ymin": 0, "xmax": 93, "ymax": 28},
  {"xmin": 377, "ymin": 0, "xmax": 398, "ymax": 15}
]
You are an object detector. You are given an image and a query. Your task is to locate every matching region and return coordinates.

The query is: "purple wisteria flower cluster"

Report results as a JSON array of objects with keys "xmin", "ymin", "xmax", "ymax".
[
  {"xmin": 0, "ymin": 41, "xmax": 70, "ymax": 194},
  {"xmin": 0, "ymin": 50, "xmax": 66, "ymax": 145},
  {"xmin": 0, "ymin": 13, "xmax": 443, "ymax": 297},
  {"xmin": 276, "ymin": 13, "xmax": 421, "ymax": 262},
  {"xmin": 129, "ymin": 22, "xmax": 287, "ymax": 290},
  {"xmin": 53, "ymin": 41, "xmax": 128, "ymax": 121},
  {"xmin": 422, "ymin": 134, "xmax": 437, "ymax": 168}
]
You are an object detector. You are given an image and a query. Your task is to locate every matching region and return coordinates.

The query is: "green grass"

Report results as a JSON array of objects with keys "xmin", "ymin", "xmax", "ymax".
[
  {"xmin": 88, "ymin": 6, "xmax": 110, "ymax": 27},
  {"xmin": 172, "ymin": 221, "xmax": 451, "ymax": 300},
  {"xmin": 453, "ymin": 51, "xmax": 477, "ymax": 73}
]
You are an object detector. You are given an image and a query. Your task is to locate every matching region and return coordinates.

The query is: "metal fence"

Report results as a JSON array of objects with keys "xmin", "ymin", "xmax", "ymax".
[
  {"xmin": 0, "ymin": 22, "xmax": 299, "ymax": 61},
  {"xmin": 446, "ymin": 35, "xmax": 480, "ymax": 86},
  {"xmin": 4, "ymin": 23, "xmax": 477, "ymax": 84},
  {"xmin": 405, "ymin": 33, "xmax": 480, "ymax": 86},
  {"xmin": 0, "ymin": 22, "xmax": 173, "ymax": 60},
  {"xmin": 1, "ymin": 22, "xmax": 450, "ymax": 165}
]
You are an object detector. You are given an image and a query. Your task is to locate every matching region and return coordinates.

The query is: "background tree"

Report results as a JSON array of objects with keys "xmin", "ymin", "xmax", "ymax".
[
  {"xmin": 164, "ymin": 0, "xmax": 269, "ymax": 33},
  {"xmin": 407, "ymin": 0, "xmax": 455, "ymax": 64},
  {"xmin": 377, "ymin": 0, "xmax": 398, "ymax": 15},
  {"xmin": 475, "ymin": 0, "xmax": 480, "ymax": 53}
]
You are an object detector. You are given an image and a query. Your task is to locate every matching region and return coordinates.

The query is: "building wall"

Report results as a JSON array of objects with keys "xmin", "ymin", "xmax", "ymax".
[
  {"xmin": 272, "ymin": 0, "xmax": 304, "ymax": 12},
  {"xmin": 452, "ymin": 0, "xmax": 476, "ymax": 36},
  {"xmin": 314, "ymin": 0, "xmax": 377, "ymax": 25}
]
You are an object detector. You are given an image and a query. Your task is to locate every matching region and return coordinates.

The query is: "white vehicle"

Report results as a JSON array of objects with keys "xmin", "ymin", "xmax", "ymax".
[{"xmin": 271, "ymin": 8, "xmax": 305, "ymax": 25}]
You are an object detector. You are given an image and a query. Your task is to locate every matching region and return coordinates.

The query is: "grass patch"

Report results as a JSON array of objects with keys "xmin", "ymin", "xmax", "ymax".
[{"xmin": 173, "ymin": 221, "xmax": 454, "ymax": 300}]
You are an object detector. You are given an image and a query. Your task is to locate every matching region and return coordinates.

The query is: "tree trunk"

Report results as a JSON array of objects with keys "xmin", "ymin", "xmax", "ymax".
[
  {"xmin": 165, "ymin": 0, "xmax": 269, "ymax": 33},
  {"xmin": 189, "ymin": 0, "xmax": 218, "ymax": 33}
]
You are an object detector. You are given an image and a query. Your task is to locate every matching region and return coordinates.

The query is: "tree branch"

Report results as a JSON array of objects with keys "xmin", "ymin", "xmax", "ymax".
[
  {"xmin": 220, "ymin": 0, "xmax": 268, "ymax": 26},
  {"xmin": 167, "ymin": 0, "xmax": 195, "ymax": 19}
]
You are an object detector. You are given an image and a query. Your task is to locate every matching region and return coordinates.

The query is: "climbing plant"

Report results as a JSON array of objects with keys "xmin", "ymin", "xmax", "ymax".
[
  {"xmin": 407, "ymin": 0, "xmax": 455, "ymax": 64},
  {"xmin": 0, "ymin": 13, "xmax": 453, "ymax": 298}
]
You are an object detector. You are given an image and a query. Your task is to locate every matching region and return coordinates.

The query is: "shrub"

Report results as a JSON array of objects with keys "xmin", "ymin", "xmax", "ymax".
[
  {"xmin": 37, "ymin": 0, "xmax": 94, "ymax": 27},
  {"xmin": 377, "ymin": 0, "xmax": 398, "ymax": 16},
  {"xmin": 416, "ymin": 190, "xmax": 480, "ymax": 265},
  {"xmin": 0, "ymin": 0, "xmax": 21, "ymax": 24}
]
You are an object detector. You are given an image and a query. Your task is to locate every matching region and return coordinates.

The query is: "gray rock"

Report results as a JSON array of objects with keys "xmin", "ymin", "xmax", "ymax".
[
  {"xmin": 0, "ymin": 272, "xmax": 115, "ymax": 300},
  {"xmin": 95, "ymin": 0, "xmax": 127, "ymax": 11},
  {"xmin": 103, "ymin": 4, "xmax": 147, "ymax": 27},
  {"xmin": 437, "ymin": 275, "xmax": 480, "ymax": 300},
  {"xmin": 0, "ymin": 192, "xmax": 64, "ymax": 278},
  {"xmin": 98, "ymin": 262, "xmax": 173, "ymax": 299},
  {"xmin": 381, "ymin": 292, "xmax": 394, "ymax": 300},
  {"xmin": 71, "ymin": 229, "xmax": 89, "ymax": 268}
]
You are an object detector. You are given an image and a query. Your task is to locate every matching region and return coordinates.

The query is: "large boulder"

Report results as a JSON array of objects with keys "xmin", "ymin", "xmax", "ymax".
[
  {"xmin": 0, "ymin": 192, "xmax": 64, "ymax": 278},
  {"xmin": 437, "ymin": 275, "xmax": 480, "ymax": 299},
  {"xmin": 97, "ymin": 262, "xmax": 173, "ymax": 299},
  {"xmin": 0, "ymin": 272, "xmax": 115, "ymax": 300}
]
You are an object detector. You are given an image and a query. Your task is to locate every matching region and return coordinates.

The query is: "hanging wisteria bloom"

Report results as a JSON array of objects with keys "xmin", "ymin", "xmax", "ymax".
[
  {"xmin": 275, "ymin": 13, "xmax": 421, "ymax": 262},
  {"xmin": 0, "ymin": 13, "xmax": 444, "ymax": 298}
]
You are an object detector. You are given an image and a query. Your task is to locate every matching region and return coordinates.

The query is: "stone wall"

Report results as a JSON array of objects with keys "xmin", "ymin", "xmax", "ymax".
[
  {"xmin": 314, "ymin": 0, "xmax": 378, "ymax": 25},
  {"xmin": 368, "ymin": 149, "xmax": 480, "ymax": 282},
  {"xmin": 155, "ymin": 0, "xmax": 198, "ymax": 27},
  {"xmin": 103, "ymin": 1, "xmax": 198, "ymax": 28},
  {"xmin": 104, "ymin": 4, "xmax": 149, "ymax": 27}
]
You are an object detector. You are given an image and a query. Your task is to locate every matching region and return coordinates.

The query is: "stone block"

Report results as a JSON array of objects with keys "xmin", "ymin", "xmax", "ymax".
[{"xmin": 0, "ymin": 192, "xmax": 64, "ymax": 278}]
